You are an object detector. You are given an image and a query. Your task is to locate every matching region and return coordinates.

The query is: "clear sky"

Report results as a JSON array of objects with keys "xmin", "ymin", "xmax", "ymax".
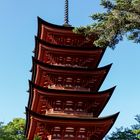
[{"xmin": 0, "ymin": 0, "xmax": 140, "ymax": 135}]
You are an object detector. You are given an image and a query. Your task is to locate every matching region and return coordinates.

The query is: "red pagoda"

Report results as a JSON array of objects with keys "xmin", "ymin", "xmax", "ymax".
[{"xmin": 25, "ymin": 1, "xmax": 119, "ymax": 139}]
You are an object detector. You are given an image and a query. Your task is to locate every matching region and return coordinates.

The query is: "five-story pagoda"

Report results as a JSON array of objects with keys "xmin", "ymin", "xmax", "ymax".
[{"xmin": 25, "ymin": 1, "xmax": 119, "ymax": 139}]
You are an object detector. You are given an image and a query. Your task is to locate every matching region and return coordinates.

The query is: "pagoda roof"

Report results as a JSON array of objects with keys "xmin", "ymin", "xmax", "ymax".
[
  {"xmin": 31, "ymin": 57, "xmax": 112, "ymax": 79},
  {"xmin": 28, "ymin": 80, "xmax": 116, "ymax": 117},
  {"xmin": 34, "ymin": 36, "xmax": 105, "ymax": 51},
  {"xmin": 37, "ymin": 16, "xmax": 74, "ymax": 32},
  {"xmin": 37, "ymin": 17, "xmax": 96, "ymax": 47},
  {"xmin": 34, "ymin": 36, "xmax": 105, "ymax": 68},
  {"xmin": 25, "ymin": 107, "xmax": 119, "ymax": 140},
  {"xmin": 29, "ymin": 80, "xmax": 115, "ymax": 95},
  {"xmin": 31, "ymin": 57, "xmax": 112, "ymax": 92}
]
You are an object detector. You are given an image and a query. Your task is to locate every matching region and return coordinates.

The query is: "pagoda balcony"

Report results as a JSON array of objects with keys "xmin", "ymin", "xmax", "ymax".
[{"xmin": 45, "ymin": 111, "xmax": 94, "ymax": 118}]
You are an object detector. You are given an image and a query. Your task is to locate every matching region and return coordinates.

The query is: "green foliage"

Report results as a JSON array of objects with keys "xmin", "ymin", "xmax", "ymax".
[
  {"xmin": 74, "ymin": 0, "xmax": 140, "ymax": 48},
  {"xmin": 0, "ymin": 118, "xmax": 26, "ymax": 140},
  {"xmin": 105, "ymin": 127, "xmax": 139, "ymax": 140},
  {"xmin": 105, "ymin": 115, "xmax": 140, "ymax": 140},
  {"xmin": 131, "ymin": 115, "xmax": 140, "ymax": 139}
]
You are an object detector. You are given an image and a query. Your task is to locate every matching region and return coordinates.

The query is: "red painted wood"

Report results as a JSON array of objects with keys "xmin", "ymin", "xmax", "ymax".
[{"xmin": 25, "ymin": 17, "xmax": 118, "ymax": 140}]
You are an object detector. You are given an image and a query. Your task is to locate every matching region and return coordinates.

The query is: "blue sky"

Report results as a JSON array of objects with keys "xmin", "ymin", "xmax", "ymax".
[{"xmin": 0, "ymin": 0, "xmax": 140, "ymax": 134}]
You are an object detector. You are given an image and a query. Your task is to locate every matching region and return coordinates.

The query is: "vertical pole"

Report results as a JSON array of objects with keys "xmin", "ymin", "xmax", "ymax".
[{"xmin": 64, "ymin": 0, "xmax": 71, "ymax": 26}]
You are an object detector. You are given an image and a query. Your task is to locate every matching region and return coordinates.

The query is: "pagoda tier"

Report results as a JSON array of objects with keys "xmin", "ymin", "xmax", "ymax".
[
  {"xmin": 34, "ymin": 37, "xmax": 106, "ymax": 68},
  {"xmin": 37, "ymin": 17, "xmax": 96, "ymax": 47},
  {"xmin": 25, "ymin": 108, "xmax": 119, "ymax": 140},
  {"xmin": 31, "ymin": 57, "xmax": 112, "ymax": 92},
  {"xmin": 28, "ymin": 81, "xmax": 116, "ymax": 117}
]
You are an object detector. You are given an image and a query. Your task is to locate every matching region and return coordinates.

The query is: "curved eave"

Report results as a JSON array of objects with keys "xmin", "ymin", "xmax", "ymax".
[
  {"xmin": 31, "ymin": 57, "xmax": 112, "ymax": 81},
  {"xmin": 34, "ymin": 36, "xmax": 106, "ymax": 68},
  {"xmin": 31, "ymin": 58, "xmax": 112, "ymax": 92},
  {"xmin": 37, "ymin": 17, "xmax": 74, "ymax": 42},
  {"xmin": 37, "ymin": 16, "xmax": 74, "ymax": 34},
  {"xmin": 30, "ymin": 80, "xmax": 116, "ymax": 95},
  {"xmin": 37, "ymin": 16, "xmax": 95, "ymax": 39},
  {"xmin": 27, "ymin": 107, "xmax": 119, "ymax": 121},
  {"xmin": 27, "ymin": 80, "xmax": 116, "ymax": 116},
  {"xmin": 32, "ymin": 56, "xmax": 112, "ymax": 72},
  {"xmin": 34, "ymin": 35, "xmax": 106, "ymax": 51},
  {"xmin": 37, "ymin": 17, "xmax": 97, "ymax": 47},
  {"xmin": 25, "ymin": 107, "xmax": 119, "ymax": 139}
]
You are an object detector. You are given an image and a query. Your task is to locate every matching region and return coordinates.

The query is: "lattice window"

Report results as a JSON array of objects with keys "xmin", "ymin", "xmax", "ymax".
[
  {"xmin": 76, "ymin": 78, "xmax": 81, "ymax": 83},
  {"xmin": 66, "ymin": 77, "xmax": 73, "ymax": 83},
  {"xmin": 65, "ymin": 127, "xmax": 74, "ymax": 132},
  {"xmin": 55, "ymin": 100, "xmax": 61, "ymax": 105},
  {"xmin": 76, "ymin": 102, "xmax": 85, "ymax": 112},
  {"xmin": 58, "ymin": 56, "xmax": 63, "ymax": 62},
  {"xmin": 54, "ymin": 100, "xmax": 62, "ymax": 111},
  {"xmin": 52, "ymin": 127, "xmax": 61, "ymax": 140},
  {"xmin": 77, "ymin": 101, "xmax": 83, "ymax": 106},
  {"xmin": 77, "ymin": 128, "xmax": 86, "ymax": 140},
  {"xmin": 66, "ymin": 56, "xmax": 72, "ymax": 62},
  {"xmin": 53, "ymin": 126, "xmax": 61, "ymax": 131},
  {"xmin": 79, "ymin": 128, "xmax": 86, "ymax": 132},
  {"xmin": 66, "ymin": 101, "xmax": 73, "ymax": 106},
  {"xmin": 64, "ymin": 127, "xmax": 75, "ymax": 140},
  {"xmin": 57, "ymin": 77, "xmax": 63, "ymax": 83},
  {"xmin": 52, "ymin": 133, "xmax": 61, "ymax": 139},
  {"xmin": 77, "ymin": 134, "xmax": 86, "ymax": 140},
  {"xmin": 36, "ymin": 123, "xmax": 46, "ymax": 137},
  {"xmin": 64, "ymin": 134, "xmax": 74, "ymax": 139},
  {"xmin": 64, "ymin": 101, "xmax": 74, "ymax": 112}
]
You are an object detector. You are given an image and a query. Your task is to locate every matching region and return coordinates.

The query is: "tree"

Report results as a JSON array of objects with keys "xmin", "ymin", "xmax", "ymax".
[
  {"xmin": 131, "ymin": 115, "xmax": 140, "ymax": 139},
  {"xmin": 105, "ymin": 115, "xmax": 140, "ymax": 140},
  {"xmin": 105, "ymin": 127, "xmax": 139, "ymax": 140},
  {"xmin": 0, "ymin": 122, "xmax": 5, "ymax": 140},
  {"xmin": 0, "ymin": 118, "xmax": 41, "ymax": 140},
  {"xmin": 74, "ymin": 0, "xmax": 140, "ymax": 49},
  {"xmin": 0, "ymin": 118, "xmax": 26, "ymax": 140}
]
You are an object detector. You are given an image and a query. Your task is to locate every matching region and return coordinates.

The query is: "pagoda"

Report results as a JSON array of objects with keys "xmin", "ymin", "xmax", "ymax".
[{"xmin": 25, "ymin": 1, "xmax": 119, "ymax": 140}]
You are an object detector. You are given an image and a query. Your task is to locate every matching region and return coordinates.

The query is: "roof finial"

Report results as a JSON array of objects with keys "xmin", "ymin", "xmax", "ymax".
[{"xmin": 63, "ymin": 0, "xmax": 71, "ymax": 27}]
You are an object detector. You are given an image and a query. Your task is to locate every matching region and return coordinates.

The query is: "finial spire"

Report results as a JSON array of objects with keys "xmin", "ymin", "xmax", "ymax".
[{"xmin": 64, "ymin": 0, "xmax": 71, "ymax": 26}]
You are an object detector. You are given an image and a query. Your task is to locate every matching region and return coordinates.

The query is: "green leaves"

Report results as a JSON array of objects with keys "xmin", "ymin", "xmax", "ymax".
[
  {"xmin": 100, "ymin": 0, "xmax": 114, "ymax": 10},
  {"xmin": 74, "ymin": 0, "xmax": 140, "ymax": 49},
  {"xmin": 105, "ymin": 115, "xmax": 140, "ymax": 140},
  {"xmin": 0, "ymin": 118, "xmax": 26, "ymax": 140}
]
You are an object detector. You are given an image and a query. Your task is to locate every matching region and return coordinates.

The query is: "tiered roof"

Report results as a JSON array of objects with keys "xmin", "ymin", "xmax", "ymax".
[
  {"xmin": 25, "ymin": 17, "xmax": 119, "ymax": 140},
  {"xmin": 28, "ymin": 81, "xmax": 116, "ymax": 117},
  {"xmin": 34, "ymin": 37, "xmax": 105, "ymax": 68},
  {"xmin": 26, "ymin": 107, "xmax": 119, "ymax": 140},
  {"xmin": 31, "ymin": 57, "xmax": 112, "ymax": 92}
]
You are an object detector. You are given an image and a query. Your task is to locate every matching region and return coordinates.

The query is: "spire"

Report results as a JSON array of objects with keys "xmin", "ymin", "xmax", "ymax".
[{"xmin": 63, "ymin": 0, "xmax": 71, "ymax": 27}]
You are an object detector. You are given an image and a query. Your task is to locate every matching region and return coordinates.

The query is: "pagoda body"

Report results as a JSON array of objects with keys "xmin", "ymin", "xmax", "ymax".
[{"xmin": 25, "ymin": 17, "xmax": 119, "ymax": 140}]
